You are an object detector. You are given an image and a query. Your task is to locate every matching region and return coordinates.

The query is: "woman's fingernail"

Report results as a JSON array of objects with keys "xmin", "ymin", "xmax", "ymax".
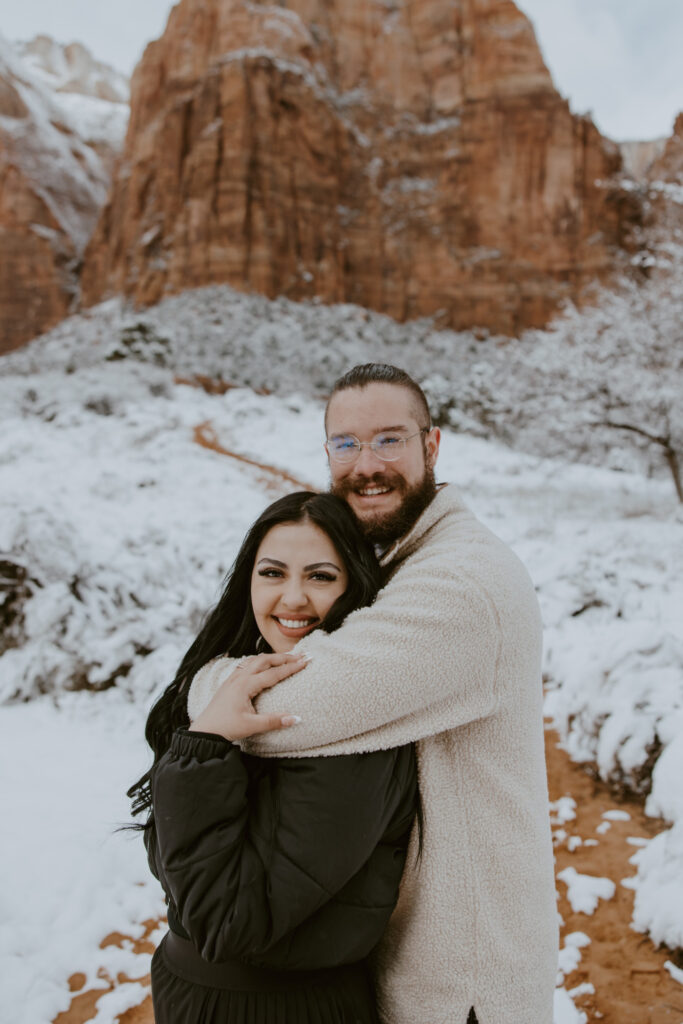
[{"xmin": 282, "ymin": 715, "xmax": 302, "ymax": 727}]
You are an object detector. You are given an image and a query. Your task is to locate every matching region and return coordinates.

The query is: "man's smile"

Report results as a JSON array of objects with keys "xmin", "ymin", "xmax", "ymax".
[{"xmin": 356, "ymin": 485, "xmax": 393, "ymax": 497}]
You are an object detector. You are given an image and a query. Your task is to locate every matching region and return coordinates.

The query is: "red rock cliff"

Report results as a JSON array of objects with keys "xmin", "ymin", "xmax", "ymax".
[
  {"xmin": 81, "ymin": 0, "xmax": 639, "ymax": 334},
  {"xmin": 0, "ymin": 37, "xmax": 127, "ymax": 353}
]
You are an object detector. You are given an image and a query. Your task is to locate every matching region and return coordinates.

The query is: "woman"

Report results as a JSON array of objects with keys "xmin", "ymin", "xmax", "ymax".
[{"xmin": 128, "ymin": 492, "xmax": 418, "ymax": 1024}]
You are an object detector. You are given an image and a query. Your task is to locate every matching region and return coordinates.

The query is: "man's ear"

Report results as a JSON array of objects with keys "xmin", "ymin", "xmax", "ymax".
[{"xmin": 426, "ymin": 426, "xmax": 441, "ymax": 466}]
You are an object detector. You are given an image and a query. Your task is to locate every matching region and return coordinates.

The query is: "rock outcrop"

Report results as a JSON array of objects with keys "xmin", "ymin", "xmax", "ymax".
[
  {"xmin": 0, "ymin": 36, "xmax": 128, "ymax": 353},
  {"xmin": 79, "ymin": 0, "xmax": 638, "ymax": 334},
  {"xmin": 619, "ymin": 139, "xmax": 667, "ymax": 182},
  {"xmin": 649, "ymin": 111, "xmax": 683, "ymax": 184},
  {"xmin": 16, "ymin": 35, "xmax": 129, "ymax": 105}
]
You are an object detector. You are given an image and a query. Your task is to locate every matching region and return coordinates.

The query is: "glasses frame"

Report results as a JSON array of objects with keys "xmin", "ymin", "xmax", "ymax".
[{"xmin": 324, "ymin": 428, "xmax": 429, "ymax": 463}]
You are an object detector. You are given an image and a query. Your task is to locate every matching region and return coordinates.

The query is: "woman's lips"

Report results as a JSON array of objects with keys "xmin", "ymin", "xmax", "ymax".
[{"xmin": 272, "ymin": 616, "xmax": 319, "ymax": 638}]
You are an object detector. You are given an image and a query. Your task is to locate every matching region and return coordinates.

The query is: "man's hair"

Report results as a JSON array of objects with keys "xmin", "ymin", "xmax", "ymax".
[{"xmin": 325, "ymin": 363, "xmax": 432, "ymax": 431}]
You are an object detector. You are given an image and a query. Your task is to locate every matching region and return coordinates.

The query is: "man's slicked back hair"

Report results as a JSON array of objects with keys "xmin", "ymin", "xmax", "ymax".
[{"xmin": 325, "ymin": 363, "xmax": 432, "ymax": 431}]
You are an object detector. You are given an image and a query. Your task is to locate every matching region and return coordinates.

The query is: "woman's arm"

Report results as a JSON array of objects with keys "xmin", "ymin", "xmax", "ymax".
[{"xmin": 151, "ymin": 730, "xmax": 415, "ymax": 963}]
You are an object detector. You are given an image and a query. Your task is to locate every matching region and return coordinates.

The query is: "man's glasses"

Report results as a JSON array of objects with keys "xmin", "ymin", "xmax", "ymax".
[{"xmin": 325, "ymin": 429, "xmax": 428, "ymax": 463}]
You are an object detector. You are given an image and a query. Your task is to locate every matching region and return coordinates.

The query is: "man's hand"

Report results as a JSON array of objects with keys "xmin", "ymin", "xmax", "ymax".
[{"xmin": 189, "ymin": 652, "xmax": 308, "ymax": 741}]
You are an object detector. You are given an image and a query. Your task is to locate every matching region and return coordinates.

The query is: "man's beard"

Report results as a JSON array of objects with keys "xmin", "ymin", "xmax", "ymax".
[{"xmin": 332, "ymin": 463, "xmax": 437, "ymax": 547}]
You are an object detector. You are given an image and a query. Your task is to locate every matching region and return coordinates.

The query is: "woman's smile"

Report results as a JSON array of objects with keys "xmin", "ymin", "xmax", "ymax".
[{"xmin": 272, "ymin": 614, "xmax": 320, "ymax": 639}]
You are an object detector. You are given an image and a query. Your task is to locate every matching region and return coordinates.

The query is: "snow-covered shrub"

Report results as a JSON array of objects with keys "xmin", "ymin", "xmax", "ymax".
[
  {"xmin": 0, "ymin": 361, "xmax": 285, "ymax": 702},
  {"xmin": 105, "ymin": 322, "xmax": 172, "ymax": 367}
]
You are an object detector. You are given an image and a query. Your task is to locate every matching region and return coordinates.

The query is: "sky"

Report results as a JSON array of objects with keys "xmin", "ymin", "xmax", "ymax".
[{"xmin": 1, "ymin": 0, "xmax": 682, "ymax": 141}]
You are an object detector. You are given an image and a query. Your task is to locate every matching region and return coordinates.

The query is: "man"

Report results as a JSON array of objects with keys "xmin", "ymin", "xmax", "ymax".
[{"xmin": 244, "ymin": 363, "xmax": 558, "ymax": 1023}]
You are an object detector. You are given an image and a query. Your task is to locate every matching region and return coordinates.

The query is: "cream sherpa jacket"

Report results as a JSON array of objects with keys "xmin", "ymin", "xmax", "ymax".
[{"xmin": 188, "ymin": 485, "xmax": 558, "ymax": 1024}]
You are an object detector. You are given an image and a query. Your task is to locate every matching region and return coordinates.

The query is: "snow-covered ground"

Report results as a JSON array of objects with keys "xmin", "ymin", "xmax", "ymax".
[{"xmin": 1, "ymin": 288, "xmax": 682, "ymax": 1022}]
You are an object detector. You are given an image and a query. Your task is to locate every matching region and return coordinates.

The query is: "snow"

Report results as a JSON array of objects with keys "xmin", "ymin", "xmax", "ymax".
[
  {"xmin": 557, "ymin": 931, "xmax": 591, "ymax": 982},
  {"xmin": 554, "ymin": 987, "xmax": 588, "ymax": 1024},
  {"xmin": 1, "ymin": 279, "xmax": 682, "ymax": 1019},
  {"xmin": 13, "ymin": 35, "xmax": 129, "ymax": 105},
  {"xmin": 0, "ymin": 691, "xmax": 163, "ymax": 1024},
  {"xmin": 646, "ymin": 721, "xmax": 683, "ymax": 823},
  {"xmin": 87, "ymin": 983, "xmax": 151, "ymax": 1024},
  {"xmin": 568, "ymin": 983, "xmax": 595, "ymax": 998},
  {"xmin": 550, "ymin": 796, "xmax": 577, "ymax": 824},
  {"xmin": 630, "ymin": 826, "xmax": 683, "ymax": 950},
  {"xmin": 664, "ymin": 960, "xmax": 683, "ymax": 985},
  {"xmin": 556, "ymin": 928, "xmax": 592, "ymax": 1023},
  {"xmin": 48, "ymin": 90, "xmax": 128, "ymax": 149},
  {"xmin": 414, "ymin": 115, "xmax": 462, "ymax": 135},
  {"xmin": 650, "ymin": 180, "xmax": 683, "ymax": 205},
  {"xmin": 557, "ymin": 868, "xmax": 616, "ymax": 915}
]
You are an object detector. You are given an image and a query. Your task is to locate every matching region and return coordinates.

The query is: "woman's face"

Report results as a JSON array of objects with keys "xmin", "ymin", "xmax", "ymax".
[{"xmin": 251, "ymin": 520, "xmax": 349, "ymax": 653}]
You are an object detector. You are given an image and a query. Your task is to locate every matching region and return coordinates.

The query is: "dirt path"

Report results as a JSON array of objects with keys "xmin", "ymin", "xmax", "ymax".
[
  {"xmin": 548, "ymin": 728, "xmax": 683, "ymax": 1023},
  {"xmin": 53, "ymin": 923, "xmax": 157, "ymax": 1024},
  {"xmin": 192, "ymin": 420, "xmax": 317, "ymax": 493},
  {"xmin": 53, "ymin": 427, "xmax": 683, "ymax": 1023}
]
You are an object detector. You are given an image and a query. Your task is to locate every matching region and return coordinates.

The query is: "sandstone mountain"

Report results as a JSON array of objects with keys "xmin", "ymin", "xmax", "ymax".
[
  {"xmin": 81, "ymin": 0, "xmax": 642, "ymax": 335},
  {"xmin": 0, "ymin": 36, "xmax": 128, "ymax": 353}
]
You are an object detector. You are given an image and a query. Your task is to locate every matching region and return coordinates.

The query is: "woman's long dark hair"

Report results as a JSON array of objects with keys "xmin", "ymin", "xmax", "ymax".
[{"xmin": 127, "ymin": 491, "xmax": 382, "ymax": 826}]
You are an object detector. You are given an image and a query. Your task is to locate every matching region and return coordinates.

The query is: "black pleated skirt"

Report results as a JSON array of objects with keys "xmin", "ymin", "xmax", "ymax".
[{"xmin": 151, "ymin": 932, "xmax": 379, "ymax": 1024}]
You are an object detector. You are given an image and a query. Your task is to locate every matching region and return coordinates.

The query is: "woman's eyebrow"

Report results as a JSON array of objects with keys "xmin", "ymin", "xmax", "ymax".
[
  {"xmin": 257, "ymin": 557, "xmax": 286, "ymax": 567},
  {"xmin": 305, "ymin": 561, "xmax": 342, "ymax": 572}
]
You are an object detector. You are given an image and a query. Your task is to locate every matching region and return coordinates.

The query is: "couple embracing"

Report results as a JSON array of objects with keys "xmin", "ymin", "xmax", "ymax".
[{"xmin": 129, "ymin": 363, "xmax": 558, "ymax": 1024}]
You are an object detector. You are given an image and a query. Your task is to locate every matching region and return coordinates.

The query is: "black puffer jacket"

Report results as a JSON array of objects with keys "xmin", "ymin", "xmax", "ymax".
[{"xmin": 147, "ymin": 729, "xmax": 417, "ymax": 970}]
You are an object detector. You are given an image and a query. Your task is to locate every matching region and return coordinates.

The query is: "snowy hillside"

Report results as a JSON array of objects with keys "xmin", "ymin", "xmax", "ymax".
[
  {"xmin": 8, "ymin": 235, "xmax": 682, "ymax": 491},
  {"xmin": 1, "ymin": 285, "xmax": 682, "ymax": 1021}
]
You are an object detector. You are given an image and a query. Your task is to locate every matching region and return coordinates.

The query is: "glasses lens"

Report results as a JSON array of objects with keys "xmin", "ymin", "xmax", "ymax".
[
  {"xmin": 372, "ymin": 433, "xmax": 406, "ymax": 461},
  {"xmin": 327, "ymin": 436, "xmax": 359, "ymax": 462}
]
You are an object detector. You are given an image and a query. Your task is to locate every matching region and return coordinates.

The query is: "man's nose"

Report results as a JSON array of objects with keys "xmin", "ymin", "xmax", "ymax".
[{"xmin": 353, "ymin": 444, "xmax": 385, "ymax": 475}]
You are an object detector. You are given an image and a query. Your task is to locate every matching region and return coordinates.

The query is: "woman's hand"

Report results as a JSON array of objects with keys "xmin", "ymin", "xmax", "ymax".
[{"xmin": 189, "ymin": 652, "xmax": 308, "ymax": 741}]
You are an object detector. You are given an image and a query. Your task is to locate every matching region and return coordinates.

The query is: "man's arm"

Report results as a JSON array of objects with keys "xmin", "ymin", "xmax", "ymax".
[
  {"xmin": 187, "ymin": 655, "xmax": 241, "ymax": 722},
  {"xmin": 243, "ymin": 547, "xmax": 508, "ymax": 754}
]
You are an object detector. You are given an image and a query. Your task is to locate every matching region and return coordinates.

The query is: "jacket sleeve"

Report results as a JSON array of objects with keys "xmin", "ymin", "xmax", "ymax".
[
  {"xmin": 187, "ymin": 655, "xmax": 241, "ymax": 721},
  {"xmin": 151, "ymin": 729, "xmax": 414, "ymax": 963}
]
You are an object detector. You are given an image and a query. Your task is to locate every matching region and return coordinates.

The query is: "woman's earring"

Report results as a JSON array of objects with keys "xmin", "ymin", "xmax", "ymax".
[{"xmin": 256, "ymin": 634, "xmax": 267, "ymax": 654}]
